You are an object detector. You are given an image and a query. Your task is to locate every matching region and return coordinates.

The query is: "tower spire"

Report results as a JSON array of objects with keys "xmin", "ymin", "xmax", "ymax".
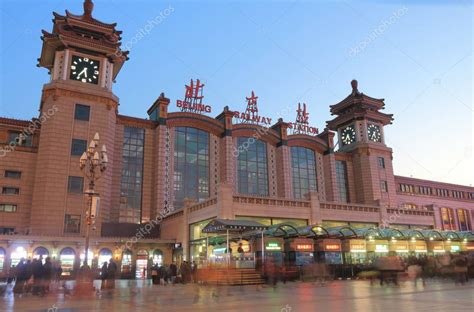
[{"xmin": 83, "ymin": 0, "xmax": 94, "ymax": 18}]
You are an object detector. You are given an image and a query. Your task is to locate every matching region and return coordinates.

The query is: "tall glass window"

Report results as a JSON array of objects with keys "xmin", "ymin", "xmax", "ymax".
[
  {"xmin": 440, "ymin": 207, "xmax": 456, "ymax": 230},
  {"xmin": 120, "ymin": 127, "xmax": 145, "ymax": 221},
  {"xmin": 291, "ymin": 146, "xmax": 317, "ymax": 199},
  {"xmin": 237, "ymin": 137, "xmax": 268, "ymax": 196},
  {"xmin": 335, "ymin": 160, "xmax": 349, "ymax": 202},
  {"xmin": 457, "ymin": 209, "xmax": 472, "ymax": 231},
  {"xmin": 174, "ymin": 127, "xmax": 210, "ymax": 208}
]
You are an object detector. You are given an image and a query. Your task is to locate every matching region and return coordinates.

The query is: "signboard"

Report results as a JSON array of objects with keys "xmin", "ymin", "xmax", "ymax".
[
  {"xmin": 233, "ymin": 91, "xmax": 272, "ymax": 126},
  {"xmin": 176, "ymin": 79, "xmax": 212, "ymax": 114},
  {"xmin": 265, "ymin": 242, "xmax": 282, "ymax": 251},
  {"xmin": 324, "ymin": 244, "xmax": 341, "ymax": 251},
  {"xmin": 288, "ymin": 103, "xmax": 319, "ymax": 135},
  {"xmin": 390, "ymin": 241, "xmax": 408, "ymax": 253},
  {"xmin": 296, "ymin": 244, "xmax": 312, "ymax": 251},
  {"xmin": 344, "ymin": 239, "xmax": 367, "ymax": 252},
  {"xmin": 414, "ymin": 245, "xmax": 428, "ymax": 253}
]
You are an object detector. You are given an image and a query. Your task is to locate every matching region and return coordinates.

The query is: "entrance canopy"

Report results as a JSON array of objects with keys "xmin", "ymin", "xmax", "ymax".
[{"xmin": 202, "ymin": 219, "xmax": 268, "ymax": 234}]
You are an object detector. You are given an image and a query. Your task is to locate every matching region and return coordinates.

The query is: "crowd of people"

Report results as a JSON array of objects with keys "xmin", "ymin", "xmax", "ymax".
[
  {"xmin": 150, "ymin": 261, "xmax": 197, "ymax": 285},
  {"xmin": 357, "ymin": 252, "xmax": 473, "ymax": 286},
  {"xmin": 3, "ymin": 252, "xmax": 473, "ymax": 296},
  {"xmin": 10, "ymin": 257, "xmax": 62, "ymax": 296}
]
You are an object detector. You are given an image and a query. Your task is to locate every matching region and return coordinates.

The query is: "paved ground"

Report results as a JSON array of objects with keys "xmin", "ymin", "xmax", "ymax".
[{"xmin": 1, "ymin": 279, "xmax": 473, "ymax": 312}]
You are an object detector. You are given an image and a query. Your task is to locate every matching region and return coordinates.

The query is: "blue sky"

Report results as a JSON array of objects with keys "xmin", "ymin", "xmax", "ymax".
[{"xmin": 0, "ymin": 0, "xmax": 472, "ymax": 186}]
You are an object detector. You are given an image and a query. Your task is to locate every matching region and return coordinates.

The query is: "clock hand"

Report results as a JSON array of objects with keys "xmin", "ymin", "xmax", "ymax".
[{"xmin": 78, "ymin": 68, "xmax": 88, "ymax": 78}]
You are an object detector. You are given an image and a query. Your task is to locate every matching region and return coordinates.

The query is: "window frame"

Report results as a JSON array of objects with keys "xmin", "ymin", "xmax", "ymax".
[
  {"xmin": 236, "ymin": 137, "xmax": 269, "ymax": 196},
  {"xmin": 1, "ymin": 187, "xmax": 20, "ymax": 195},
  {"xmin": 0, "ymin": 204, "xmax": 18, "ymax": 213},
  {"xmin": 71, "ymin": 139, "xmax": 87, "ymax": 156},
  {"xmin": 4, "ymin": 170, "xmax": 21, "ymax": 179},
  {"xmin": 67, "ymin": 176, "xmax": 84, "ymax": 194},
  {"xmin": 74, "ymin": 104, "xmax": 91, "ymax": 121},
  {"xmin": 64, "ymin": 214, "xmax": 81, "ymax": 234},
  {"xmin": 290, "ymin": 146, "xmax": 318, "ymax": 199}
]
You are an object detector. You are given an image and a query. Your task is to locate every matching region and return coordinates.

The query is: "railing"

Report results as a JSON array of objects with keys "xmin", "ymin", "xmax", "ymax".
[
  {"xmin": 189, "ymin": 197, "xmax": 218, "ymax": 213},
  {"xmin": 320, "ymin": 202, "xmax": 379, "ymax": 213},
  {"xmin": 233, "ymin": 195, "xmax": 310, "ymax": 208},
  {"xmin": 387, "ymin": 208, "xmax": 434, "ymax": 216}
]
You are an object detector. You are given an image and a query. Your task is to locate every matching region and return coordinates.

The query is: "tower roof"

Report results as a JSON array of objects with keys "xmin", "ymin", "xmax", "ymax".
[
  {"xmin": 326, "ymin": 80, "xmax": 394, "ymax": 130},
  {"xmin": 38, "ymin": 0, "xmax": 128, "ymax": 80}
]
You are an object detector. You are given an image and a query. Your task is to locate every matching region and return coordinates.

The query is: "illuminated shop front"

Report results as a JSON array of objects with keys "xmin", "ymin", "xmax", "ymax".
[
  {"xmin": 389, "ymin": 240, "xmax": 409, "ymax": 256},
  {"xmin": 59, "ymin": 247, "xmax": 76, "ymax": 276},
  {"xmin": 135, "ymin": 249, "xmax": 149, "ymax": 279},
  {"xmin": 427, "ymin": 241, "xmax": 445, "ymax": 254},
  {"xmin": 201, "ymin": 219, "xmax": 269, "ymax": 268},
  {"xmin": 121, "ymin": 249, "xmax": 133, "ymax": 276},
  {"xmin": 79, "ymin": 250, "xmax": 93, "ymax": 267},
  {"xmin": 342, "ymin": 239, "xmax": 367, "ymax": 264},
  {"xmin": 285, "ymin": 238, "xmax": 315, "ymax": 266},
  {"xmin": 98, "ymin": 248, "xmax": 113, "ymax": 266},
  {"xmin": 316, "ymin": 239, "xmax": 343, "ymax": 264},
  {"xmin": 408, "ymin": 240, "xmax": 428, "ymax": 254},
  {"xmin": 152, "ymin": 249, "xmax": 163, "ymax": 267},
  {"xmin": 11, "ymin": 246, "xmax": 27, "ymax": 267}
]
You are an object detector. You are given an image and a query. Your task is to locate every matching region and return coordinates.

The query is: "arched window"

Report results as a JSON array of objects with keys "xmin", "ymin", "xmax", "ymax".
[
  {"xmin": 237, "ymin": 137, "xmax": 268, "ymax": 196},
  {"xmin": 33, "ymin": 246, "xmax": 49, "ymax": 262},
  {"xmin": 290, "ymin": 146, "xmax": 317, "ymax": 198},
  {"xmin": 440, "ymin": 207, "xmax": 456, "ymax": 230},
  {"xmin": 98, "ymin": 248, "xmax": 113, "ymax": 265},
  {"xmin": 59, "ymin": 247, "xmax": 76, "ymax": 275},
  {"xmin": 457, "ymin": 209, "xmax": 472, "ymax": 231},
  {"xmin": 174, "ymin": 127, "xmax": 210, "ymax": 208}
]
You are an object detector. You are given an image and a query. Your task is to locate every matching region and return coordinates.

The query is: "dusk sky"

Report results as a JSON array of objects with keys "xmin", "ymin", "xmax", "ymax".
[{"xmin": 1, "ymin": 0, "xmax": 472, "ymax": 186}]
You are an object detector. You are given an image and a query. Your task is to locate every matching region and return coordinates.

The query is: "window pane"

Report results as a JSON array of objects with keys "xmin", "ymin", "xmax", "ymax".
[
  {"xmin": 68, "ymin": 176, "xmax": 83, "ymax": 194},
  {"xmin": 173, "ymin": 127, "xmax": 210, "ymax": 208},
  {"xmin": 291, "ymin": 146, "xmax": 317, "ymax": 199},
  {"xmin": 120, "ymin": 127, "xmax": 145, "ymax": 221},
  {"xmin": 236, "ymin": 138, "xmax": 268, "ymax": 196},
  {"xmin": 71, "ymin": 139, "xmax": 87, "ymax": 156},
  {"xmin": 74, "ymin": 104, "xmax": 90, "ymax": 121}
]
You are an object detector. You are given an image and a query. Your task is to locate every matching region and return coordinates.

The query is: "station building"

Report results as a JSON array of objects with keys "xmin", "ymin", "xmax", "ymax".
[{"xmin": 0, "ymin": 1, "xmax": 473, "ymax": 276}]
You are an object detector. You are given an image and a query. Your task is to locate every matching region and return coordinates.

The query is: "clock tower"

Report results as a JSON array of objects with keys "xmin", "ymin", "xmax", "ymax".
[
  {"xmin": 30, "ymin": 0, "xmax": 128, "ymax": 235},
  {"xmin": 327, "ymin": 80, "xmax": 397, "ymax": 210}
]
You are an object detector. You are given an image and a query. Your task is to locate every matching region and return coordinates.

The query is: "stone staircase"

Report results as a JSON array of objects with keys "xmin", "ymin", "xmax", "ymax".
[{"xmin": 199, "ymin": 268, "xmax": 265, "ymax": 285}]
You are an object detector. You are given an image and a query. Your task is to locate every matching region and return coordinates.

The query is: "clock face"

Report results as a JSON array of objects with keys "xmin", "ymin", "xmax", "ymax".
[
  {"xmin": 367, "ymin": 124, "xmax": 382, "ymax": 142},
  {"xmin": 69, "ymin": 55, "xmax": 100, "ymax": 84},
  {"xmin": 341, "ymin": 125, "xmax": 356, "ymax": 146}
]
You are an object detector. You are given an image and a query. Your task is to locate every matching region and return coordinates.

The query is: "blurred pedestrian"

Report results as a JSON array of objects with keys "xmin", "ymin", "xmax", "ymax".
[
  {"xmin": 100, "ymin": 262, "xmax": 108, "ymax": 289},
  {"xmin": 107, "ymin": 258, "xmax": 117, "ymax": 289}
]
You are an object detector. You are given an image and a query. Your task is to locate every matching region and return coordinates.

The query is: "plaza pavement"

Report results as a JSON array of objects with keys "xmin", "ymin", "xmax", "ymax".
[{"xmin": 1, "ymin": 279, "xmax": 473, "ymax": 312}]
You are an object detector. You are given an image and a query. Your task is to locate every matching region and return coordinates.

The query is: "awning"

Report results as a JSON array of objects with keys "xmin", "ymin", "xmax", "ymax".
[{"xmin": 202, "ymin": 219, "xmax": 268, "ymax": 233}]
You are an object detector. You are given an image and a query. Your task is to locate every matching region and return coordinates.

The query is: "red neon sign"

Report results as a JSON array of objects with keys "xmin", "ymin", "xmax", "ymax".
[
  {"xmin": 325, "ymin": 244, "xmax": 341, "ymax": 251},
  {"xmin": 296, "ymin": 244, "xmax": 312, "ymax": 251}
]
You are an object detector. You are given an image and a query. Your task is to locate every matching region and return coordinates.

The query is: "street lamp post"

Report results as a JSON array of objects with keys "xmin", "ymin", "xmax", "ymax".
[{"xmin": 80, "ymin": 132, "xmax": 108, "ymax": 267}]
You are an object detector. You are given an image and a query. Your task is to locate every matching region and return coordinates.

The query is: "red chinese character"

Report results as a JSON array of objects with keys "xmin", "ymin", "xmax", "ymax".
[
  {"xmin": 245, "ymin": 91, "xmax": 258, "ymax": 114},
  {"xmin": 185, "ymin": 79, "xmax": 205, "ymax": 102},
  {"xmin": 296, "ymin": 102, "xmax": 309, "ymax": 124}
]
